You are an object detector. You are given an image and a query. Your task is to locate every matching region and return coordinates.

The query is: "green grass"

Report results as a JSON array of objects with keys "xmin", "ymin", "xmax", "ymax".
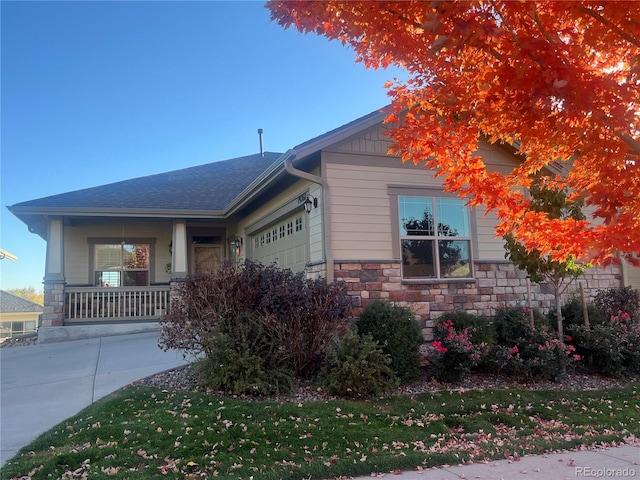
[{"xmin": 2, "ymin": 383, "xmax": 639, "ymax": 479}]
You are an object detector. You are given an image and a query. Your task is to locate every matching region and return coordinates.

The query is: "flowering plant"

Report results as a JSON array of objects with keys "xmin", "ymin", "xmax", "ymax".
[{"xmin": 430, "ymin": 319, "xmax": 487, "ymax": 382}]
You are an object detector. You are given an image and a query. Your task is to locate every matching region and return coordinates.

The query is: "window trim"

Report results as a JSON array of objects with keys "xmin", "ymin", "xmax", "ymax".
[{"xmin": 388, "ymin": 187, "xmax": 478, "ymax": 282}]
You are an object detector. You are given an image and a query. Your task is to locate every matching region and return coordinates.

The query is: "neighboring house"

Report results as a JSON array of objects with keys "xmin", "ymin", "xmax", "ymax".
[
  {"xmin": 0, "ymin": 290, "xmax": 42, "ymax": 341},
  {"xmin": 8, "ymin": 108, "xmax": 637, "ymax": 338}
]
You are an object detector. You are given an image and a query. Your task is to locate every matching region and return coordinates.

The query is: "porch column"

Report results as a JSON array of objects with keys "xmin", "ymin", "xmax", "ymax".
[
  {"xmin": 41, "ymin": 217, "xmax": 65, "ymax": 327},
  {"xmin": 171, "ymin": 220, "xmax": 188, "ymax": 279}
]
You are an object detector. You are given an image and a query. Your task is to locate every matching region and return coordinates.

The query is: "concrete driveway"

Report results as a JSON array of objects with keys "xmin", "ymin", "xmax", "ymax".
[{"xmin": 0, "ymin": 331, "xmax": 189, "ymax": 466}]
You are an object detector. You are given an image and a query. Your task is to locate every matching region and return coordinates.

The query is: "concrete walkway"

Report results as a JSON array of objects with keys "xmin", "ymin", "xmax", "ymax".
[{"xmin": 0, "ymin": 332, "xmax": 189, "ymax": 466}]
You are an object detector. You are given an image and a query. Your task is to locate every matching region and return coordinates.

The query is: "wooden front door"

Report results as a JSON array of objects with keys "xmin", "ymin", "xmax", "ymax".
[{"xmin": 193, "ymin": 245, "xmax": 222, "ymax": 275}]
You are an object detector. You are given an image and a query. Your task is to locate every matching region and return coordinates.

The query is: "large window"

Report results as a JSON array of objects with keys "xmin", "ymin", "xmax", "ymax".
[
  {"xmin": 399, "ymin": 196, "xmax": 472, "ymax": 279},
  {"xmin": 95, "ymin": 243, "xmax": 150, "ymax": 287}
]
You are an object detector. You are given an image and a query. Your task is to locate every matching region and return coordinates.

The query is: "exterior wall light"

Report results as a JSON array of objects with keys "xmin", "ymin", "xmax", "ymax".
[{"xmin": 303, "ymin": 194, "xmax": 318, "ymax": 214}]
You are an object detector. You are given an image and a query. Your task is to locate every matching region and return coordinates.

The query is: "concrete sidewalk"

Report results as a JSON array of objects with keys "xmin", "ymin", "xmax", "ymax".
[
  {"xmin": 351, "ymin": 444, "xmax": 639, "ymax": 479},
  {"xmin": 0, "ymin": 331, "xmax": 189, "ymax": 466}
]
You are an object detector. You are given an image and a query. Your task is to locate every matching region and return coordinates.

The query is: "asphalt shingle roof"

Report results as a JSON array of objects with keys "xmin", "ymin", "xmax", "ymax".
[
  {"xmin": 0, "ymin": 290, "xmax": 43, "ymax": 314},
  {"xmin": 12, "ymin": 152, "xmax": 283, "ymax": 212}
]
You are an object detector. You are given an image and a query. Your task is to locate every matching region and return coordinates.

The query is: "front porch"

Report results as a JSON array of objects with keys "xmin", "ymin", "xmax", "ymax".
[{"xmin": 64, "ymin": 286, "xmax": 171, "ymax": 324}]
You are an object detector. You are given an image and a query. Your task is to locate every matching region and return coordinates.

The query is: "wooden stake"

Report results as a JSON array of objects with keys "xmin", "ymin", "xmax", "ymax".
[
  {"xmin": 526, "ymin": 278, "xmax": 534, "ymax": 328},
  {"xmin": 580, "ymin": 282, "xmax": 590, "ymax": 328}
]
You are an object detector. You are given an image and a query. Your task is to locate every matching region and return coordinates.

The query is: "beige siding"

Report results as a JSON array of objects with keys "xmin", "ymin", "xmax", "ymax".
[
  {"xmin": 324, "ymin": 137, "xmax": 521, "ymax": 262},
  {"xmin": 237, "ymin": 179, "xmax": 325, "ymax": 266},
  {"xmin": 63, "ymin": 222, "xmax": 172, "ymax": 285}
]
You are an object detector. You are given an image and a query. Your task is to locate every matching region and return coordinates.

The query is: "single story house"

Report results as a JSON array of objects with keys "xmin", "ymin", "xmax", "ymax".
[
  {"xmin": 8, "ymin": 108, "xmax": 639, "ymax": 338},
  {"xmin": 0, "ymin": 290, "xmax": 42, "ymax": 341}
]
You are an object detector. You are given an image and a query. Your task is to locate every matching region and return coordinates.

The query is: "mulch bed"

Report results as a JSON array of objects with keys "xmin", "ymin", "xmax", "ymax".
[
  {"xmin": 4, "ymin": 335, "xmax": 636, "ymax": 402},
  {"xmin": 130, "ymin": 362, "xmax": 639, "ymax": 404}
]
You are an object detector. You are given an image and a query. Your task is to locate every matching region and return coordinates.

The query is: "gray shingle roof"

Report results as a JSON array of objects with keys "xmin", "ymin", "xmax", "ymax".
[
  {"xmin": 11, "ymin": 152, "xmax": 283, "ymax": 212},
  {"xmin": 0, "ymin": 290, "xmax": 43, "ymax": 313}
]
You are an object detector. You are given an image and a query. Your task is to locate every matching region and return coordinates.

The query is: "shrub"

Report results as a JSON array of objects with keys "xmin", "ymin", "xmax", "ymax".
[
  {"xmin": 593, "ymin": 286, "xmax": 640, "ymax": 320},
  {"xmin": 196, "ymin": 312, "xmax": 294, "ymax": 396},
  {"xmin": 356, "ymin": 300, "xmax": 423, "ymax": 383},
  {"xmin": 321, "ymin": 329, "xmax": 398, "ymax": 398},
  {"xmin": 571, "ymin": 311, "xmax": 640, "ymax": 377},
  {"xmin": 558, "ymin": 296, "xmax": 606, "ymax": 329},
  {"xmin": 430, "ymin": 319, "xmax": 487, "ymax": 383},
  {"xmin": 159, "ymin": 260, "xmax": 353, "ymax": 390},
  {"xmin": 437, "ymin": 311, "xmax": 496, "ymax": 350},
  {"xmin": 491, "ymin": 306, "xmax": 577, "ymax": 381}
]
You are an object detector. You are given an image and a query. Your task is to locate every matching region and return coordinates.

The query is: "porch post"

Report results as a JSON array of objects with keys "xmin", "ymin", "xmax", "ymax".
[
  {"xmin": 41, "ymin": 217, "xmax": 65, "ymax": 327},
  {"xmin": 171, "ymin": 220, "xmax": 188, "ymax": 279}
]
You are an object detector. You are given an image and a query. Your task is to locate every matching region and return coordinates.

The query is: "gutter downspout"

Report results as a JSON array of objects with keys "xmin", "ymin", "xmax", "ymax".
[{"xmin": 283, "ymin": 150, "xmax": 335, "ymax": 282}]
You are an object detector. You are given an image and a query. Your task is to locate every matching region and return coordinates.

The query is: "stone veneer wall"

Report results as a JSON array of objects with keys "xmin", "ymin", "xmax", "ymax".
[
  {"xmin": 333, "ymin": 260, "xmax": 622, "ymax": 340},
  {"xmin": 41, "ymin": 281, "xmax": 65, "ymax": 327}
]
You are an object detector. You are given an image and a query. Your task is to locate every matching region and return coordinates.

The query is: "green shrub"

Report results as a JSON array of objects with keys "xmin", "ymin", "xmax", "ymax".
[
  {"xmin": 437, "ymin": 311, "xmax": 496, "ymax": 350},
  {"xmin": 430, "ymin": 318, "xmax": 487, "ymax": 383},
  {"xmin": 321, "ymin": 329, "xmax": 398, "ymax": 398},
  {"xmin": 491, "ymin": 306, "xmax": 577, "ymax": 381},
  {"xmin": 570, "ymin": 311, "xmax": 640, "ymax": 377},
  {"xmin": 196, "ymin": 312, "xmax": 294, "ymax": 395},
  {"xmin": 558, "ymin": 297, "xmax": 606, "ymax": 329},
  {"xmin": 356, "ymin": 300, "xmax": 423, "ymax": 383},
  {"xmin": 593, "ymin": 286, "xmax": 640, "ymax": 320}
]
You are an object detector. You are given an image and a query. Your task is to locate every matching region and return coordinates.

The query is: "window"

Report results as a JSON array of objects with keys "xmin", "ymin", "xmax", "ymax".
[
  {"xmin": 399, "ymin": 196, "xmax": 472, "ymax": 279},
  {"xmin": 95, "ymin": 243, "xmax": 150, "ymax": 287},
  {"xmin": 295, "ymin": 216, "xmax": 303, "ymax": 232}
]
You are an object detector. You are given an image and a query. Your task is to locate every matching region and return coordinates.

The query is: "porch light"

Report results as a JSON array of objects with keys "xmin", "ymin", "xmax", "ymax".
[
  {"xmin": 303, "ymin": 194, "xmax": 318, "ymax": 214},
  {"xmin": 230, "ymin": 236, "xmax": 243, "ymax": 257}
]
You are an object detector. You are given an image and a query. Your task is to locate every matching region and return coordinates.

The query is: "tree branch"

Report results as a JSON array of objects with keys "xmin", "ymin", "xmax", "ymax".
[{"xmin": 579, "ymin": 6, "xmax": 640, "ymax": 49}]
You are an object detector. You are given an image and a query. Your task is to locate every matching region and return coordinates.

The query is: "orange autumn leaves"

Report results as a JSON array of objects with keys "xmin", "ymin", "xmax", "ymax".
[{"xmin": 268, "ymin": 1, "xmax": 640, "ymax": 264}]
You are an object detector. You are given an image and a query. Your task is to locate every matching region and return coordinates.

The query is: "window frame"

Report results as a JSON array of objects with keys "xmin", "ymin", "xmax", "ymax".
[
  {"xmin": 389, "ymin": 187, "xmax": 478, "ymax": 282},
  {"xmin": 88, "ymin": 237, "xmax": 156, "ymax": 287}
]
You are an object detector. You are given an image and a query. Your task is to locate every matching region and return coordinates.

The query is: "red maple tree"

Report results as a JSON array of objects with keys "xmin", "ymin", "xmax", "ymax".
[{"xmin": 268, "ymin": 1, "xmax": 640, "ymax": 265}]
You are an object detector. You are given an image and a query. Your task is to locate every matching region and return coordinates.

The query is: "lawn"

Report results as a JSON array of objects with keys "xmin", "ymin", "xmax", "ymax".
[{"xmin": 2, "ymin": 383, "xmax": 638, "ymax": 479}]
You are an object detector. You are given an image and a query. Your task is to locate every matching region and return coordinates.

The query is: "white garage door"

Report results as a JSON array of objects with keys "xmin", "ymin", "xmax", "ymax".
[{"xmin": 251, "ymin": 212, "xmax": 307, "ymax": 272}]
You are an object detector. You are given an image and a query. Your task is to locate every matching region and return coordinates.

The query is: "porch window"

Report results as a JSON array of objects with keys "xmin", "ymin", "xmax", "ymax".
[
  {"xmin": 94, "ymin": 243, "xmax": 150, "ymax": 287},
  {"xmin": 399, "ymin": 196, "xmax": 472, "ymax": 279}
]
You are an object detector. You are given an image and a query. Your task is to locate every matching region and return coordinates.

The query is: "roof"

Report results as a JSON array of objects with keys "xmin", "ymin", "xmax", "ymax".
[
  {"xmin": 10, "ymin": 152, "xmax": 283, "ymax": 213},
  {"xmin": 0, "ymin": 290, "xmax": 43, "ymax": 314}
]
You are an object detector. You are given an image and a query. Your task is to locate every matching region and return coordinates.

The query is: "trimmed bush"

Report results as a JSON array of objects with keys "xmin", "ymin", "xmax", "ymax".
[
  {"xmin": 593, "ymin": 286, "xmax": 640, "ymax": 320},
  {"xmin": 321, "ymin": 329, "xmax": 398, "ymax": 398},
  {"xmin": 159, "ymin": 260, "xmax": 353, "ymax": 392},
  {"xmin": 196, "ymin": 312, "xmax": 294, "ymax": 395},
  {"xmin": 492, "ymin": 306, "xmax": 577, "ymax": 381},
  {"xmin": 570, "ymin": 311, "xmax": 640, "ymax": 377},
  {"xmin": 356, "ymin": 300, "xmax": 423, "ymax": 383},
  {"xmin": 430, "ymin": 318, "xmax": 487, "ymax": 383}
]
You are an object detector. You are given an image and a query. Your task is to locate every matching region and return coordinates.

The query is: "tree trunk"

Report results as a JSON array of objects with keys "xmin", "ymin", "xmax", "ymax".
[{"xmin": 554, "ymin": 283, "xmax": 564, "ymax": 341}]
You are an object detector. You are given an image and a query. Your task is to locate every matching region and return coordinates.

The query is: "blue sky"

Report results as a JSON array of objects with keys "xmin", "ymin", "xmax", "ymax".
[{"xmin": 1, "ymin": 1, "xmax": 405, "ymax": 291}]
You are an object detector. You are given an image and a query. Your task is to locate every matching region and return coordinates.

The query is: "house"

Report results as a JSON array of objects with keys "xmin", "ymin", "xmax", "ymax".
[
  {"xmin": 8, "ymin": 108, "xmax": 637, "ymax": 340},
  {"xmin": 0, "ymin": 290, "xmax": 42, "ymax": 341}
]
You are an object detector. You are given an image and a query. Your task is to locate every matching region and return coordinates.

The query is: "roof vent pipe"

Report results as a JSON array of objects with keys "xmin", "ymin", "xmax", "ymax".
[{"xmin": 258, "ymin": 128, "xmax": 264, "ymax": 157}]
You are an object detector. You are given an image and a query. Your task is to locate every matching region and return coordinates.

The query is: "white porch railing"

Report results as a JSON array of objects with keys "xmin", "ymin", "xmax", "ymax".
[{"xmin": 65, "ymin": 286, "xmax": 171, "ymax": 322}]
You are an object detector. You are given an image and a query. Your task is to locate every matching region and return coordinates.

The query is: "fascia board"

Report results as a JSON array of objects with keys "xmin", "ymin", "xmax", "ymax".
[{"xmin": 8, "ymin": 206, "xmax": 227, "ymax": 219}]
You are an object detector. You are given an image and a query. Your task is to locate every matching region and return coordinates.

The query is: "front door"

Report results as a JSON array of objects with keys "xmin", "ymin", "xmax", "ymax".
[{"xmin": 193, "ymin": 245, "xmax": 222, "ymax": 275}]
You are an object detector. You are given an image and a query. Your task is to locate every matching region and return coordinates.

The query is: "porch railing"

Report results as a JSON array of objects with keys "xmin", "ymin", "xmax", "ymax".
[{"xmin": 65, "ymin": 286, "xmax": 171, "ymax": 322}]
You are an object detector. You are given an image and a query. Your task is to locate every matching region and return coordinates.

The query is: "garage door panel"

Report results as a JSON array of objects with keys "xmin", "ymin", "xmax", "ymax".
[{"xmin": 251, "ymin": 212, "xmax": 308, "ymax": 272}]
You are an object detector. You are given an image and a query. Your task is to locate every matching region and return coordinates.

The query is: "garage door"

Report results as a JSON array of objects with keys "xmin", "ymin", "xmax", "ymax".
[{"xmin": 251, "ymin": 212, "xmax": 307, "ymax": 272}]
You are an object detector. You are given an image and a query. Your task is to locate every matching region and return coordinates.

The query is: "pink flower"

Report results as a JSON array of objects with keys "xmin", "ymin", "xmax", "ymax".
[
  {"xmin": 565, "ymin": 335, "xmax": 572, "ymax": 342},
  {"xmin": 573, "ymin": 354, "xmax": 581, "ymax": 361},
  {"xmin": 431, "ymin": 341, "xmax": 448, "ymax": 354},
  {"xmin": 512, "ymin": 346, "xmax": 519, "ymax": 353}
]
